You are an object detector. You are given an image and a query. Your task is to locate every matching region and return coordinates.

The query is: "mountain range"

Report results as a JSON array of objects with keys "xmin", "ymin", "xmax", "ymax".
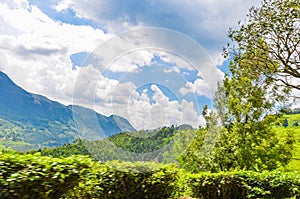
[{"xmin": 0, "ymin": 71, "xmax": 136, "ymax": 150}]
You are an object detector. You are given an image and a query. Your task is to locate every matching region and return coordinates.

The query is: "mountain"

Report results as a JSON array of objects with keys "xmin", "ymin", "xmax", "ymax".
[
  {"xmin": 0, "ymin": 71, "xmax": 136, "ymax": 150},
  {"xmin": 175, "ymin": 124, "xmax": 194, "ymax": 130}
]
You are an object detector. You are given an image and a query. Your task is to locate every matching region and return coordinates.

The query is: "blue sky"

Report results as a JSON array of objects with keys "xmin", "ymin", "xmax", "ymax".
[{"xmin": 0, "ymin": 0, "xmax": 261, "ymax": 129}]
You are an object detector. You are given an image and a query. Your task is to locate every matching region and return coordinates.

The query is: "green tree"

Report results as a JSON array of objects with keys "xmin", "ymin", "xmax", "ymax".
[
  {"xmin": 181, "ymin": 48, "xmax": 295, "ymax": 172},
  {"xmin": 283, "ymin": 118, "xmax": 289, "ymax": 128},
  {"xmin": 180, "ymin": 110, "xmax": 224, "ymax": 172},
  {"xmin": 212, "ymin": 48, "xmax": 295, "ymax": 171},
  {"xmin": 225, "ymin": 0, "xmax": 300, "ymax": 91},
  {"xmin": 181, "ymin": 0, "xmax": 298, "ymax": 173}
]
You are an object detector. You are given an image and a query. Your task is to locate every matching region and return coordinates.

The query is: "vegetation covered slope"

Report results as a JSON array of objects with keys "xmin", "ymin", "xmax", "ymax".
[
  {"xmin": 28, "ymin": 126, "xmax": 194, "ymax": 163},
  {"xmin": 29, "ymin": 116, "xmax": 300, "ymax": 172},
  {"xmin": 277, "ymin": 113, "xmax": 300, "ymax": 171}
]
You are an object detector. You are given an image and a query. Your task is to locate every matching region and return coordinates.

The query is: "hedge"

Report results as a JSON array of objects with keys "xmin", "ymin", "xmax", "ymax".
[
  {"xmin": 0, "ymin": 152, "xmax": 94, "ymax": 199},
  {"xmin": 184, "ymin": 171, "xmax": 300, "ymax": 199},
  {"xmin": 63, "ymin": 161, "xmax": 179, "ymax": 199},
  {"xmin": 0, "ymin": 152, "xmax": 178, "ymax": 199},
  {"xmin": 0, "ymin": 152, "xmax": 300, "ymax": 199}
]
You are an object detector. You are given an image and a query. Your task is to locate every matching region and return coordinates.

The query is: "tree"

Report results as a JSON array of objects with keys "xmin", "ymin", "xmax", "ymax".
[
  {"xmin": 293, "ymin": 121, "xmax": 299, "ymax": 127},
  {"xmin": 283, "ymin": 118, "xmax": 289, "ymax": 128},
  {"xmin": 212, "ymin": 48, "xmax": 295, "ymax": 171},
  {"xmin": 181, "ymin": 48, "xmax": 295, "ymax": 172},
  {"xmin": 225, "ymin": 0, "xmax": 300, "ymax": 92},
  {"xmin": 181, "ymin": 0, "xmax": 298, "ymax": 172}
]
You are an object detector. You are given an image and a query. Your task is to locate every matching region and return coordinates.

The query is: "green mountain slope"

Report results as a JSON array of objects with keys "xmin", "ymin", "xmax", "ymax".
[
  {"xmin": 28, "ymin": 126, "xmax": 195, "ymax": 163},
  {"xmin": 32, "ymin": 114, "xmax": 300, "ymax": 172},
  {"xmin": 276, "ymin": 113, "xmax": 300, "ymax": 171}
]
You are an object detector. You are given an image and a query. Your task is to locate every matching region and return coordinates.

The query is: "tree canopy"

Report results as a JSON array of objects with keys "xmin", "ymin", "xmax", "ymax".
[
  {"xmin": 181, "ymin": 0, "xmax": 299, "ymax": 171},
  {"xmin": 226, "ymin": 0, "xmax": 300, "ymax": 92}
]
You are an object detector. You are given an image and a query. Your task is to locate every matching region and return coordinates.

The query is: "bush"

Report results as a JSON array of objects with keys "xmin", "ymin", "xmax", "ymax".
[
  {"xmin": 0, "ymin": 152, "xmax": 178, "ymax": 199},
  {"xmin": 1, "ymin": 152, "xmax": 300, "ymax": 199},
  {"xmin": 185, "ymin": 170, "xmax": 300, "ymax": 199},
  {"xmin": 63, "ymin": 161, "xmax": 179, "ymax": 199},
  {"xmin": 0, "ymin": 151, "xmax": 94, "ymax": 199}
]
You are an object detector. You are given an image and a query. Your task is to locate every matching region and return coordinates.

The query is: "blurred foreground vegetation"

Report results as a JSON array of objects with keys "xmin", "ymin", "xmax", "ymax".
[{"xmin": 1, "ymin": 151, "xmax": 300, "ymax": 199}]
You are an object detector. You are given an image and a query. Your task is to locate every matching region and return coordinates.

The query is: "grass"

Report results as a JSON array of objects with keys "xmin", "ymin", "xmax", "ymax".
[
  {"xmin": 276, "ymin": 113, "xmax": 300, "ymax": 172},
  {"xmin": 0, "ymin": 139, "xmax": 37, "ymax": 151}
]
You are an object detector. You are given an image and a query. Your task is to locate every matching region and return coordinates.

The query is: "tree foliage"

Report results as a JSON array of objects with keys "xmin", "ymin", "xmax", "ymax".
[
  {"xmin": 30, "ymin": 126, "xmax": 193, "ymax": 163},
  {"xmin": 2, "ymin": 151, "xmax": 300, "ymax": 198},
  {"xmin": 214, "ymin": 47, "xmax": 295, "ymax": 170},
  {"xmin": 283, "ymin": 118, "xmax": 289, "ymax": 128},
  {"xmin": 225, "ymin": 0, "xmax": 300, "ymax": 92},
  {"xmin": 181, "ymin": 48, "xmax": 295, "ymax": 172}
]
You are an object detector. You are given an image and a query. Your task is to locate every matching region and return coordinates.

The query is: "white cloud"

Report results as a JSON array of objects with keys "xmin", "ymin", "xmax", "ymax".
[
  {"xmin": 127, "ymin": 84, "xmax": 204, "ymax": 129},
  {"xmin": 107, "ymin": 50, "xmax": 155, "ymax": 73},
  {"xmin": 82, "ymin": 28, "xmax": 225, "ymax": 103},
  {"xmin": 0, "ymin": 0, "xmax": 111, "ymax": 104},
  {"xmin": 180, "ymin": 69, "xmax": 224, "ymax": 98},
  {"xmin": 72, "ymin": 65, "xmax": 130, "ymax": 116},
  {"xmin": 156, "ymin": 51, "xmax": 195, "ymax": 71},
  {"xmin": 0, "ymin": 0, "xmax": 245, "ymax": 130},
  {"xmin": 55, "ymin": 0, "xmax": 260, "ymax": 58},
  {"xmin": 73, "ymin": 68, "xmax": 205, "ymax": 130}
]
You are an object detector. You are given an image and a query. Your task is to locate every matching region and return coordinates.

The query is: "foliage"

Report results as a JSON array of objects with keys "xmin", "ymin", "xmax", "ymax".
[
  {"xmin": 109, "ymin": 126, "xmax": 176, "ymax": 153},
  {"xmin": 179, "ymin": 127, "xmax": 221, "ymax": 173},
  {"xmin": 181, "ymin": 48, "xmax": 295, "ymax": 172},
  {"xmin": 34, "ymin": 139, "xmax": 91, "ymax": 158},
  {"xmin": 1, "ymin": 151, "xmax": 300, "ymax": 198},
  {"xmin": 208, "ymin": 0, "xmax": 299, "ymax": 173},
  {"xmin": 226, "ymin": 0, "xmax": 300, "ymax": 91},
  {"xmin": 277, "ymin": 114, "xmax": 300, "ymax": 172},
  {"xmin": 185, "ymin": 170, "xmax": 300, "ymax": 199},
  {"xmin": 63, "ymin": 161, "xmax": 179, "ymax": 199},
  {"xmin": 0, "ymin": 152, "xmax": 178, "ymax": 199},
  {"xmin": 212, "ymin": 54, "xmax": 295, "ymax": 170},
  {"xmin": 30, "ymin": 126, "xmax": 190, "ymax": 163},
  {"xmin": 0, "ymin": 151, "xmax": 94, "ymax": 199},
  {"xmin": 283, "ymin": 118, "xmax": 289, "ymax": 128}
]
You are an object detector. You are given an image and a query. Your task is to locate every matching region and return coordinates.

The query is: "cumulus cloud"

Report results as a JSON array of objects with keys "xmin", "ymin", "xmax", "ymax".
[
  {"xmin": 72, "ymin": 65, "xmax": 136, "ymax": 116},
  {"xmin": 82, "ymin": 28, "xmax": 224, "ymax": 104},
  {"xmin": 55, "ymin": 0, "xmax": 260, "ymax": 60},
  {"xmin": 180, "ymin": 69, "xmax": 224, "ymax": 98},
  {"xmin": 0, "ymin": 0, "xmax": 263, "ymax": 130},
  {"xmin": 72, "ymin": 66, "xmax": 205, "ymax": 130},
  {"xmin": 127, "ymin": 84, "xmax": 204, "ymax": 129},
  {"xmin": 107, "ymin": 50, "xmax": 155, "ymax": 73},
  {"xmin": 0, "ymin": 0, "xmax": 110, "ymax": 103}
]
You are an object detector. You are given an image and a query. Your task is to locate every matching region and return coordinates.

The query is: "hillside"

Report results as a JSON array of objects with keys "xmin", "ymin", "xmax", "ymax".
[
  {"xmin": 277, "ymin": 113, "xmax": 300, "ymax": 171},
  {"xmin": 28, "ymin": 126, "xmax": 195, "ymax": 163},
  {"xmin": 31, "ymin": 114, "xmax": 300, "ymax": 171},
  {"xmin": 0, "ymin": 71, "xmax": 136, "ymax": 150}
]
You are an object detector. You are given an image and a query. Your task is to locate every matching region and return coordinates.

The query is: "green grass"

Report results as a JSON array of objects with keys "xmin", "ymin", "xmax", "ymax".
[
  {"xmin": 276, "ymin": 113, "xmax": 300, "ymax": 172},
  {"xmin": 0, "ymin": 139, "xmax": 37, "ymax": 151}
]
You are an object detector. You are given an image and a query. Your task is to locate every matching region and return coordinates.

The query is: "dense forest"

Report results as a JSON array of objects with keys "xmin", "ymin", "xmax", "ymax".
[{"xmin": 27, "ymin": 125, "xmax": 195, "ymax": 163}]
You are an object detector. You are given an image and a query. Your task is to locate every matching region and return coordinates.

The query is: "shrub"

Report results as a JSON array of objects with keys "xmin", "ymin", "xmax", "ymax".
[
  {"xmin": 1, "ymin": 152, "xmax": 300, "ymax": 199},
  {"xmin": 0, "ymin": 151, "xmax": 94, "ymax": 199},
  {"xmin": 185, "ymin": 170, "xmax": 300, "ymax": 199},
  {"xmin": 63, "ymin": 161, "xmax": 179, "ymax": 199}
]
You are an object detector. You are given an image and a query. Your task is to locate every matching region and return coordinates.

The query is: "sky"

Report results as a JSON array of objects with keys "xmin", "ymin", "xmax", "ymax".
[{"xmin": 0, "ymin": 0, "xmax": 262, "ymax": 130}]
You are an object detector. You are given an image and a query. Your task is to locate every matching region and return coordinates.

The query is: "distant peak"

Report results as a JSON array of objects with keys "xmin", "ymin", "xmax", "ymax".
[
  {"xmin": 0, "ymin": 71, "xmax": 8, "ymax": 78},
  {"xmin": 0, "ymin": 71, "xmax": 15, "ymax": 85}
]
